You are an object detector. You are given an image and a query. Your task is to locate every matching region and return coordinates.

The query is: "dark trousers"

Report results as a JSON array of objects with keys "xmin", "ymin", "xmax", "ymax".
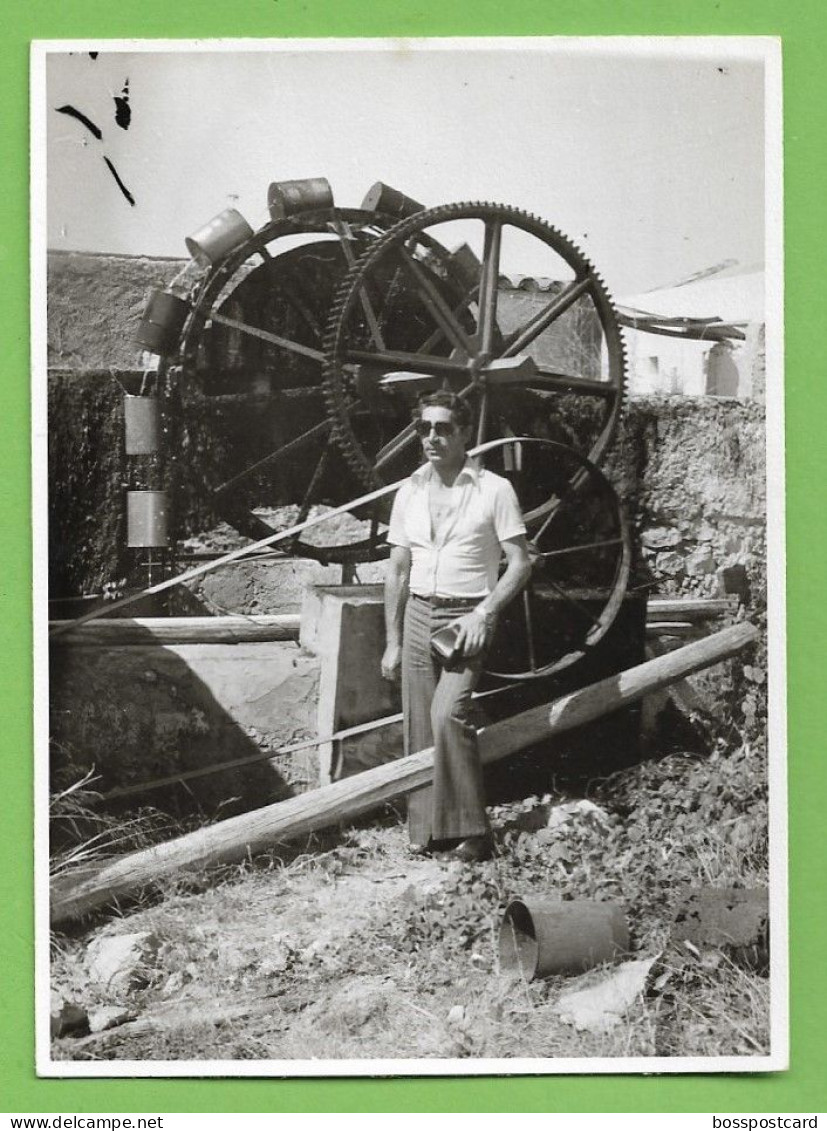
[{"xmin": 402, "ymin": 595, "xmax": 489, "ymax": 844}]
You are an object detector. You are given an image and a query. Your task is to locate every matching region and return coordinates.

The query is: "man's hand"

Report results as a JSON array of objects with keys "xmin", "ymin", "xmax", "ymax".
[
  {"xmin": 453, "ymin": 610, "xmax": 490, "ymax": 658},
  {"xmin": 381, "ymin": 641, "xmax": 402, "ymax": 681}
]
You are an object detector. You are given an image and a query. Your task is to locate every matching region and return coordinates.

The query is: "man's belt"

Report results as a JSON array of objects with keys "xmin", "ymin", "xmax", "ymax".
[{"xmin": 411, "ymin": 593, "xmax": 481, "ymax": 609}]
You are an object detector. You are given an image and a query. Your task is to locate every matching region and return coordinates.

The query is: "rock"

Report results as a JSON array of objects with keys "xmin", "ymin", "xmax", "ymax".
[
  {"xmin": 50, "ymin": 997, "xmax": 88, "ymax": 1038},
  {"xmin": 641, "ymin": 527, "xmax": 682, "ymax": 550},
  {"xmin": 654, "ymin": 551, "xmax": 685, "ymax": 577},
  {"xmin": 546, "ymin": 799, "xmax": 611, "ymax": 834},
  {"xmin": 447, "ymin": 1004, "xmax": 466, "ymax": 1025},
  {"xmin": 671, "ymin": 887, "xmax": 769, "ymax": 973},
  {"xmin": 685, "ymin": 547, "xmax": 716, "ymax": 576},
  {"xmin": 87, "ymin": 1005, "xmax": 133, "ymax": 1033},
  {"xmin": 86, "ymin": 931, "xmax": 159, "ymax": 993},
  {"xmin": 555, "ymin": 956, "xmax": 658, "ymax": 1032},
  {"xmin": 161, "ymin": 971, "xmax": 185, "ymax": 997}
]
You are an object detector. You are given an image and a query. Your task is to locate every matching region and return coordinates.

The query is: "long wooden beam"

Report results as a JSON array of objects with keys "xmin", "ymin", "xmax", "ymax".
[
  {"xmin": 50, "ymin": 599, "xmax": 735, "ymax": 647},
  {"xmin": 50, "ymin": 621, "xmax": 758, "ymax": 925},
  {"xmin": 646, "ymin": 597, "xmax": 738, "ymax": 621},
  {"xmin": 48, "ymin": 615, "xmax": 302, "ymax": 647}
]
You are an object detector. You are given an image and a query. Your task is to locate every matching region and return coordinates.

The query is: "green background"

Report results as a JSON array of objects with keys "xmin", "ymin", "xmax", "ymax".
[{"xmin": 3, "ymin": 0, "xmax": 823, "ymax": 1114}]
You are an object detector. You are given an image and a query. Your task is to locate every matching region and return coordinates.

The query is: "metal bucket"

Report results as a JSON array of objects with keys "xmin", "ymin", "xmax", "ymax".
[
  {"xmin": 185, "ymin": 208, "xmax": 254, "ymax": 267},
  {"xmin": 127, "ymin": 490, "xmax": 169, "ymax": 548},
  {"xmin": 361, "ymin": 181, "xmax": 425, "ymax": 219},
  {"xmin": 267, "ymin": 177, "xmax": 333, "ymax": 220},
  {"xmin": 132, "ymin": 290, "xmax": 190, "ymax": 356},
  {"xmin": 499, "ymin": 898, "xmax": 629, "ymax": 980},
  {"xmin": 123, "ymin": 395, "xmax": 161, "ymax": 455}
]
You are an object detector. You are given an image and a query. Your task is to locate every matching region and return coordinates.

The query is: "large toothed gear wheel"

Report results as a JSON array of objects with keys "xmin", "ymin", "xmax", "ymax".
[{"xmin": 322, "ymin": 201, "xmax": 627, "ymax": 491}]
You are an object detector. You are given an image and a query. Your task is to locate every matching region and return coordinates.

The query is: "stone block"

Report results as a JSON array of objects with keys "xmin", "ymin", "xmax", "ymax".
[
  {"xmin": 302, "ymin": 585, "xmax": 402, "ymax": 783},
  {"xmin": 685, "ymin": 547, "xmax": 717, "ymax": 576},
  {"xmin": 671, "ymin": 887, "xmax": 769, "ymax": 972},
  {"xmin": 86, "ymin": 930, "xmax": 160, "ymax": 993}
]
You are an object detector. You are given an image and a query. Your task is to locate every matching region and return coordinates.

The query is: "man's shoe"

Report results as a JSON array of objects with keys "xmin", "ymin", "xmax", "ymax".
[
  {"xmin": 408, "ymin": 842, "xmax": 432, "ymax": 857},
  {"xmin": 448, "ymin": 835, "xmax": 494, "ymax": 863}
]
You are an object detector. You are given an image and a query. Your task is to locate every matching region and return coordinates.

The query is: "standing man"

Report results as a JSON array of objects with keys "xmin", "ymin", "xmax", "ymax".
[{"xmin": 381, "ymin": 391, "xmax": 531, "ymax": 862}]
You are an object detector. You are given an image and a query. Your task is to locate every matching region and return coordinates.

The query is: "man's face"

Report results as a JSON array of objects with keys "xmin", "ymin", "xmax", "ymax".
[{"xmin": 417, "ymin": 405, "xmax": 470, "ymax": 470}]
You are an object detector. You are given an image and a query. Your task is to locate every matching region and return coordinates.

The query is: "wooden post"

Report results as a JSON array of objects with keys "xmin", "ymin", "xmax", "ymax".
[{"xmin": 50, "ymin": 621, "xmax": 758, "ymax": 925}]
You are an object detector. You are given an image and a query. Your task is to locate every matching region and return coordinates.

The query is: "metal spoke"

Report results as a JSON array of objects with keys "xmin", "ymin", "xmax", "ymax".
[
  {"xmin": 502, "ymin": 275, "xmax": 592, "ymax": 357},
  {"xmin": 292, "ymin": 447, "xmax": 331, "ymax": 533},
  {"xmin": 396, "ymin": 245, "xmax": 475, "ymax": 356},
  {"xmin": 211, "ymin": 311, "xmax": 325, "ymax": 362},
  {"xmin": 265, "ymin": 261, "xmax": 322, "ymax": 339},
  {"xmin": 541, "ymin": 577, "xmax": 603, "ymax": 629},
  {"xmin": 537, "ymin": 537, "xmax": 624, "ymax": 559},
  {"xmin": 486, "ymin": 365, "xmax": 616, "ymax": 398},
  {"xmin": 332, "ymin": 214, "xmax": 386, "ymax": 350},
  {"xmin": 374, "ymin": 422, "xmax": 420, "ymax": 469},
  {"xmin": 416, "ymin": 283, "xmax": 479, "ymax": 355},
  {"xmin": 478, "ymin": 219, "xmax": 502, "ymax": 355},
  {"xmin": 212, "ymin": 420, "xmax": 332, "ymax": 496},
  {"xmin": 475, "ymin": 387, "xmax": 489, "ymax": 446},
  {"xmin": 346, "ymin": 347, "xmax": 467, "ymax": 376},
  {"xmin": 522, "ymin": 588, "xmax": 538, "ymax": 671}
]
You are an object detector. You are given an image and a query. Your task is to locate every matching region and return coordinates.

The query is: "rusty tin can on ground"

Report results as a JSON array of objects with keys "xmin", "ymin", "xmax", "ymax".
[{"xmin": 499, "ymin": 898, "xmax": 630, "ymax": 980}]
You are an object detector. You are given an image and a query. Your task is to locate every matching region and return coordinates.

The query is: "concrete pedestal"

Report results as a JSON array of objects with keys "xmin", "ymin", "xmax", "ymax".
[{"xmin": 301, "ymin": 586, "xmax": 403, "ymax": 784}]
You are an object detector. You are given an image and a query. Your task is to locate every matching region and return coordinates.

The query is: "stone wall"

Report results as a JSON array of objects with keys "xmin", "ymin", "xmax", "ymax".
[{"xmin": 48, "ymin": 252, "xmax": 187, "ymax": 370}]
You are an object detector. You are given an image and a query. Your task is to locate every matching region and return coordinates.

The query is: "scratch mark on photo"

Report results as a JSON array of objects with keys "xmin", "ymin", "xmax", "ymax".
[
  {"xmin": 103, "ymin": 156, "xmax": 136, "ymax": 206},
  {"xmin": 55, "ymin": 105, "xmax": 103, "ymax": 141},
  {"xmin": 114, "ymin": 79, "xmax": 131, "ymax": 131}
]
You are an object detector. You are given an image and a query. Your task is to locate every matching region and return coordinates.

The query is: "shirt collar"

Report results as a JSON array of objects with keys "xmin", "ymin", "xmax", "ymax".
[{"xmin": 411, "ymin": 456, "xmax": 481, "ymax": 486}]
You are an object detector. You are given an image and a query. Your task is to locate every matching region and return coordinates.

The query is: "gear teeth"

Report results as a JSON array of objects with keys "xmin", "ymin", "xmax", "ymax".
[{"xmin": 321, "ymin": 200, "xmax": 629, "ymax": 486}]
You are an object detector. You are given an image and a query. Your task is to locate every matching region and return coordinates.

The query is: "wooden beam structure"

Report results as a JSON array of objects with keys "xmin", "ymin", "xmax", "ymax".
[
  {"xmin": 50, "ymin": 621, "xmax": 758, "ymax": 925},
  {"xmin": 49, "ymin": 614, "xmax": 301, "ymax": 647},
  {"xmin": 50, "ymin": 599, "xmax": 733, "ymax": 647}
]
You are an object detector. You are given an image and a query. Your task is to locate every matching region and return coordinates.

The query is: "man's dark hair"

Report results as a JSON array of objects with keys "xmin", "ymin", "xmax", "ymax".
[{"xmin": 412, "ymin": 390, "xmax": 473, "ymax": 430}]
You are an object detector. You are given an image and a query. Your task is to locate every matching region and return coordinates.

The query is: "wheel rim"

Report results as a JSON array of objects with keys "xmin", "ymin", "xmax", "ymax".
[
  {"xmin": 163, "ymin": 207, "xmax": 405, "ymax": 563},
  {"xmin": 480, "ymin": 439, "xmax": 631, "ymax": 681}
]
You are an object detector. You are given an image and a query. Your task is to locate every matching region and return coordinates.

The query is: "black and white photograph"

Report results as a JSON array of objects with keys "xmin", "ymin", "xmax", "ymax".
[{"xmin": 34, "ymin": 37, "xmax": 785, "ymax": 1075}]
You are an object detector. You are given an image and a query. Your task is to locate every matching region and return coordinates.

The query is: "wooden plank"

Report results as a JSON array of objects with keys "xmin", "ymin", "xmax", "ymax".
[
  {"xmin": 646, "ymin": 621, "xmax": 697, "ymax": 637},
  {"xmin": 646, "ymin": 598, "xmax": 737, "ymax": 621},
  {"xmin": 49, "ymin": 615, "xmax": 302, "ymax": 647},
  {"xmin": 50, "ymin": 621, "xmax": 758, "ymax": 925}
]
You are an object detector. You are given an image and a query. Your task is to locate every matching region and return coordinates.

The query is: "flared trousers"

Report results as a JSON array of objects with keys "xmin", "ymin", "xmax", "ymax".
[{"xmin": 402, "ymin": 594, "xmax": 489, "ymax": 844}]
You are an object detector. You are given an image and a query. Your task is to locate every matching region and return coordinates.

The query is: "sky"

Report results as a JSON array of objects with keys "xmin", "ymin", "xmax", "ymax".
[{"xmin": 42, "ymin": 39, "xmax": 769, "ymax": 297}]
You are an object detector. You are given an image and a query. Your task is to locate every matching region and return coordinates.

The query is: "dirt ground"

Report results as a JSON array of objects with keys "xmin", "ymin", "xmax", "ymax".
[{"xmin": 51, "ymin": 737, "xmax": 769, "ymax": 1065}]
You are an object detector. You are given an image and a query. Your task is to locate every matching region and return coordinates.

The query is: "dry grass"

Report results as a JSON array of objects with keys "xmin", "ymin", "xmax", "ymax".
[{"xmin": 50, "ymin": 738, "xmax": 770, "ymax": 1064}]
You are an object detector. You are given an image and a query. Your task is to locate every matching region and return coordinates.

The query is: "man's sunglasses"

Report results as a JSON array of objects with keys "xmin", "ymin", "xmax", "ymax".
[{"xmin": 413, "ymin": 420, "xmax": 457, "ymax": 438}]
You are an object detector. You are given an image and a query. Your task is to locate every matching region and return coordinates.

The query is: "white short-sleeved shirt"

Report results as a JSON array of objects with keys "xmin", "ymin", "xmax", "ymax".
[{"xmin": 387, "ymin": 458, "xmax": 527, "ymax": 599}]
